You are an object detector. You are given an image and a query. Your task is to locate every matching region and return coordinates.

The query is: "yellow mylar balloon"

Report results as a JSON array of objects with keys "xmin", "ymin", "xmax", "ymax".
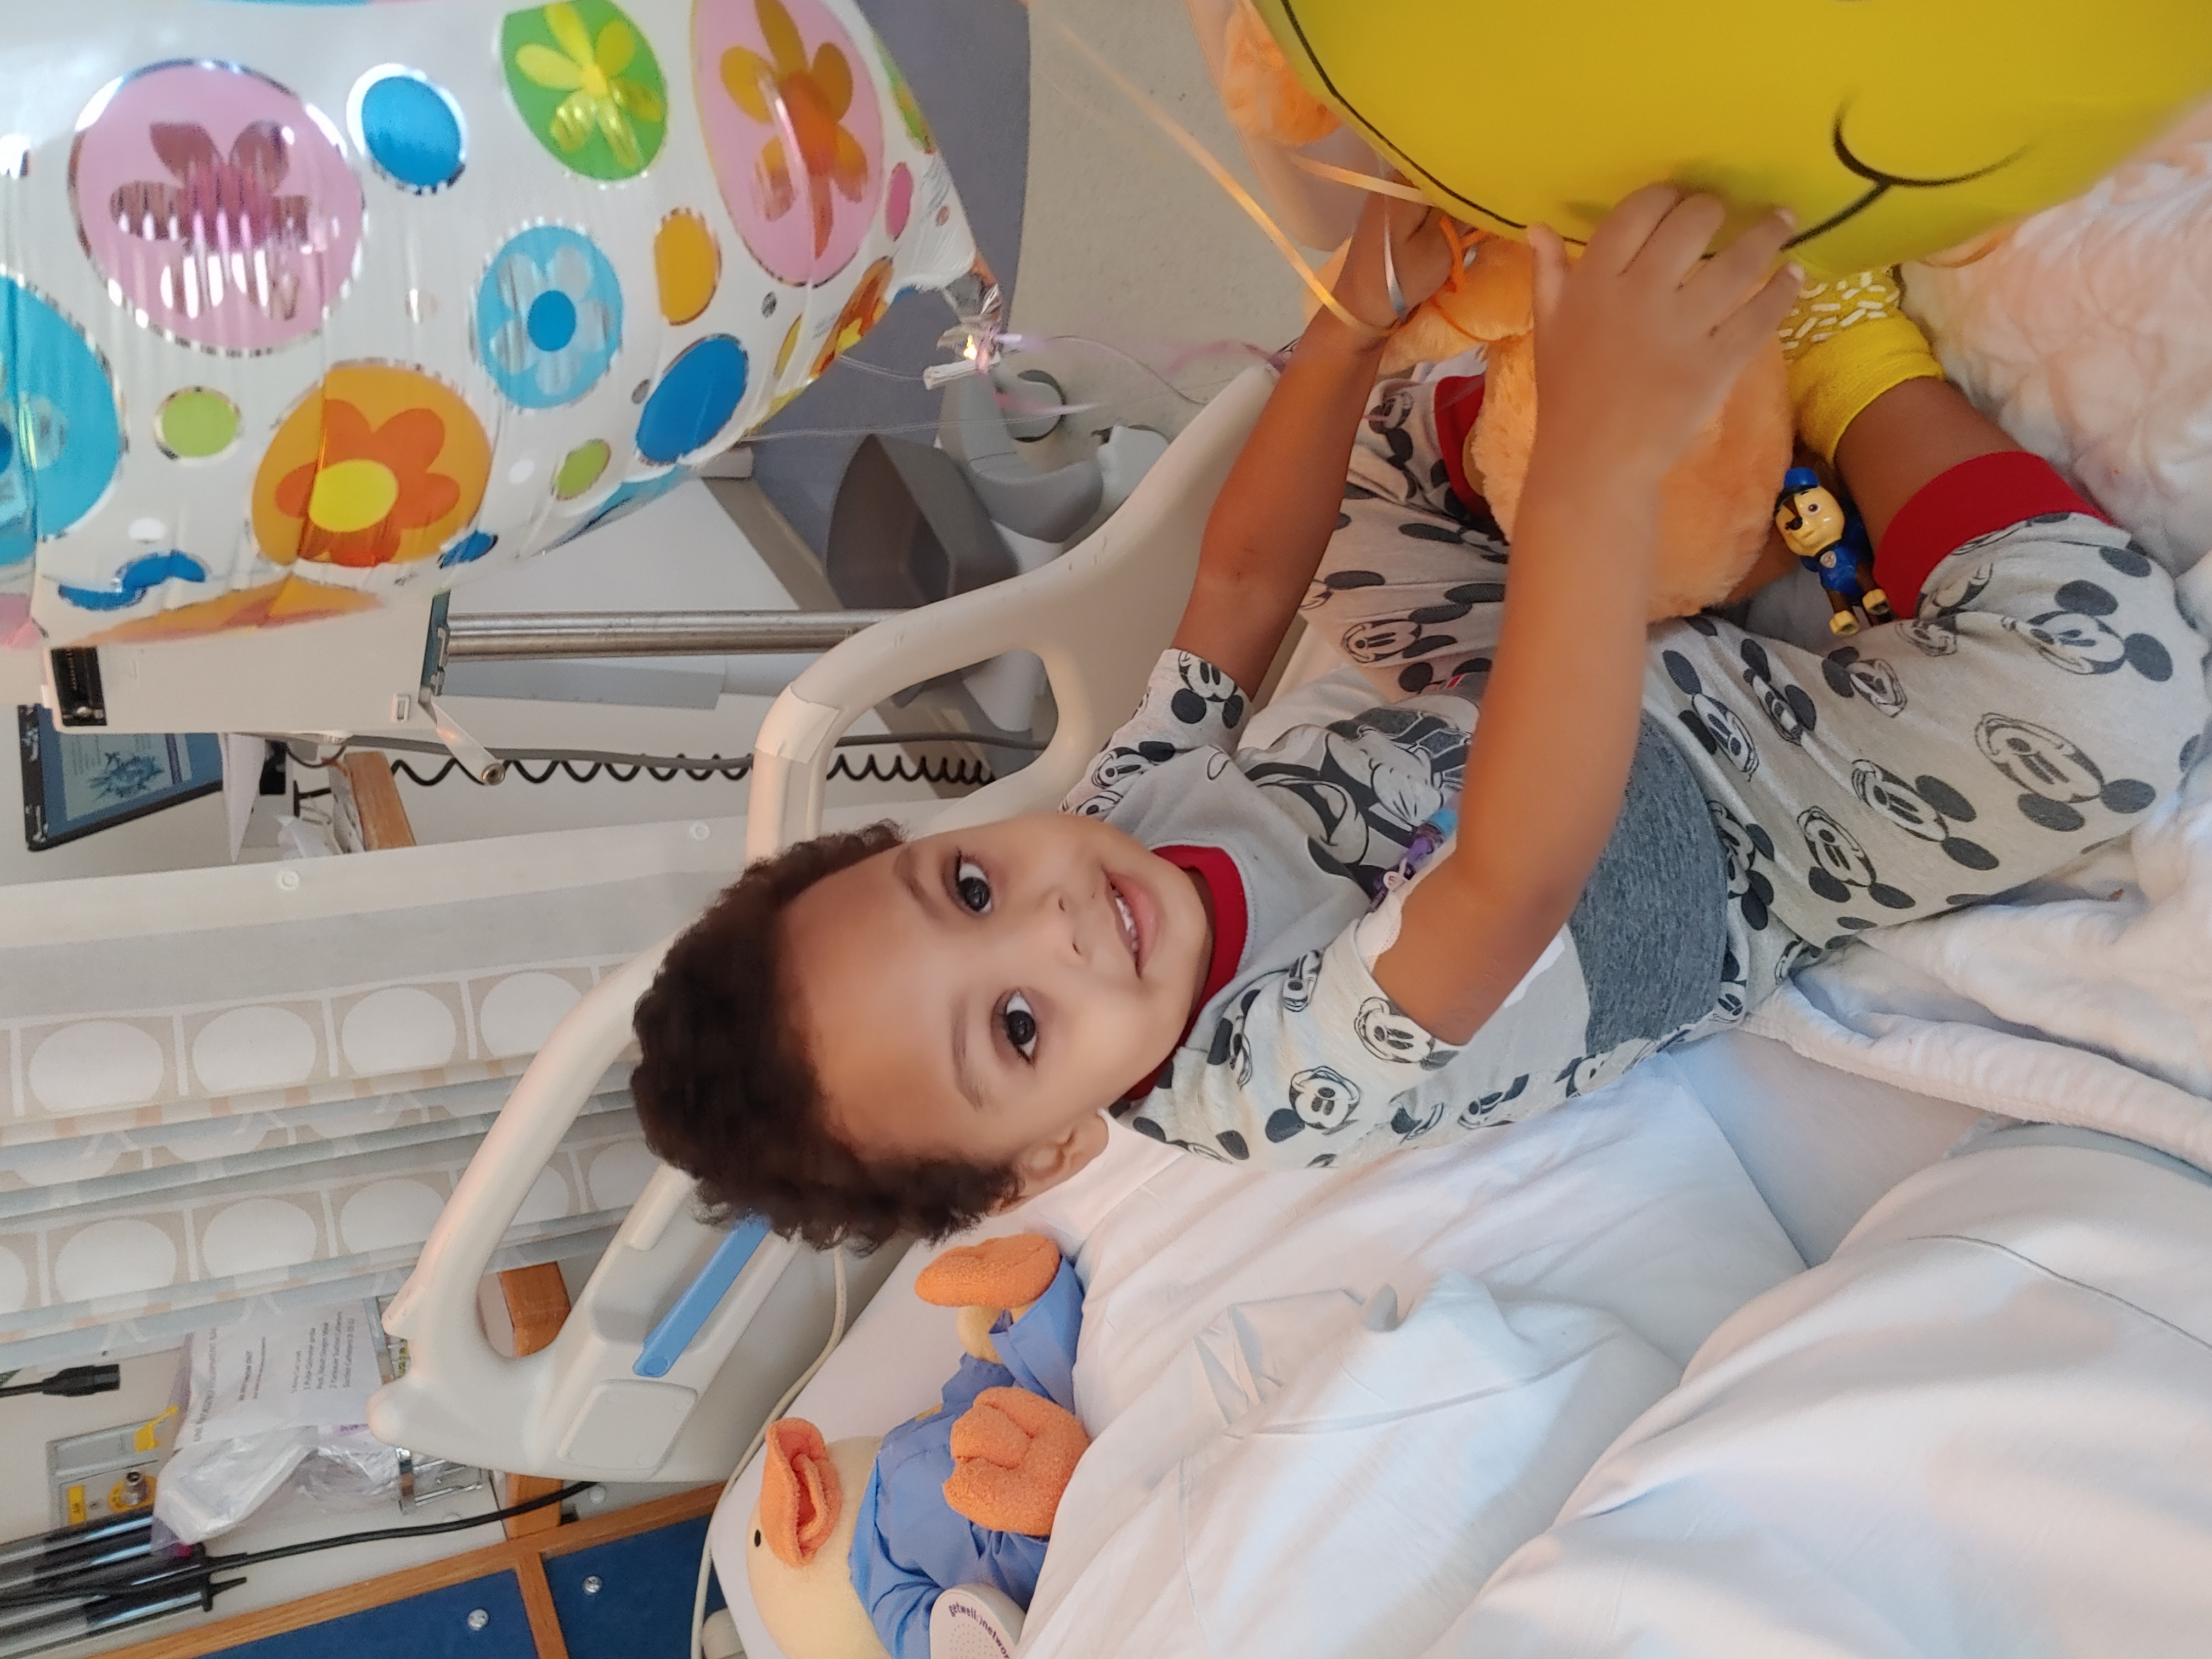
[{"xmin": 1251, "ymin": 0, "xmax": 2212, "ymax": 274}]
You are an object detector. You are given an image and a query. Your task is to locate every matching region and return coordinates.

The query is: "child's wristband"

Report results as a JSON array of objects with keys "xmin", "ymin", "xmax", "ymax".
[{"xmin": 1788, "ymin": 311, "xmax": 1945, "ymax": 464}]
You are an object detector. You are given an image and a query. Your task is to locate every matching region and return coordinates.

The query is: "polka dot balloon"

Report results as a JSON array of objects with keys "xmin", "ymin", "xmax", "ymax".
[{"xmin": 8, "ymin": 0, "xmax": 980, "ymax": 646}]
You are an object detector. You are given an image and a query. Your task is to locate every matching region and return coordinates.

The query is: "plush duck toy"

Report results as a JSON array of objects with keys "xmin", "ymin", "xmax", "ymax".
[{"xmin": 746, "ymin": 1234, "xmax": 1088, "ymax": 1659}]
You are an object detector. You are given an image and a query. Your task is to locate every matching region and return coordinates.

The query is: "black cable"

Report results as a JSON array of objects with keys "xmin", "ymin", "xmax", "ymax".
[
  {"xmin": 383, "ymin": 751, "xmax": 1001, "ymax": 789},
  {"xmin": 209, "ymin": 1480, "xmax": 597, "ymax": 1572},
  {"xmin": 0, "ymin": 1365, "xmax": 119, "ymax": 1400},
  {"xmin": 0, "ymin": 1481, "xmax": 595, "ymax": 1612}
]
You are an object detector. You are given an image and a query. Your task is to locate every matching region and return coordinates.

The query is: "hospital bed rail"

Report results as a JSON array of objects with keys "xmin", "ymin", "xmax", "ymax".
[{"xmin": 367, "ymin": 365, "xmax": 1276, "ymax": 1484}]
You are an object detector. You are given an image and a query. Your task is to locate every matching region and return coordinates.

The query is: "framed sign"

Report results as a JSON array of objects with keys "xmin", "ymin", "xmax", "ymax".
[{"xmin": 17, "ymin": 704, "xmax": 225, "ymax": 851}]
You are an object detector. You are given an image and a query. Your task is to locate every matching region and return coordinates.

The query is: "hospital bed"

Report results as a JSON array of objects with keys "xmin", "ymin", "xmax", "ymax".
[
  {"xmin": 368, "ymin": 349, "xmax": 2212, "ymax": 1659},
  {"xmin": 371, "ymin": 86, "xmax": 2212, "ymax": 1659}
]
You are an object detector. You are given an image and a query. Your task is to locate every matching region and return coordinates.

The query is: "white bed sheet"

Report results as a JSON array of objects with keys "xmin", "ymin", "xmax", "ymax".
[{"xmin": 713, "ymin": 1057, "xmax": 1808, "ymax": 1659}]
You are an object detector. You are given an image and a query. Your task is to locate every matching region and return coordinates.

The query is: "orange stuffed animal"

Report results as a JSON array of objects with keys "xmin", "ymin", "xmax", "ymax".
[
  {"xmin": 1227, "ymin": 0, "xmax": 1793, "ymax": 619},
  {"xmin": 1379, "ymin": 233, "xmax": 1795, "ymax": 618}
]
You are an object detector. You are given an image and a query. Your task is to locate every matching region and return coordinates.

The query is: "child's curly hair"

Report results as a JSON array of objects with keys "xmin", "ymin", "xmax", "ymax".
[{"xmin": 629, "ymin": 821, "xmax": 1022, "ymax": 1251}]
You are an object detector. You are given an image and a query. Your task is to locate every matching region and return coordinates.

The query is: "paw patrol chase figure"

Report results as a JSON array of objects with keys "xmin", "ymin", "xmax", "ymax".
[{"xmin": 1775, "ymin": 466, "xmax": 1893, "ymax": 636}]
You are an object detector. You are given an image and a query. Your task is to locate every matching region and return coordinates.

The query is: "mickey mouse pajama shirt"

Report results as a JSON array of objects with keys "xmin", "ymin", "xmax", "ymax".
[{"xmin": 1064, "ymin": 371, "xmax": 2208, "ymax": 1170}]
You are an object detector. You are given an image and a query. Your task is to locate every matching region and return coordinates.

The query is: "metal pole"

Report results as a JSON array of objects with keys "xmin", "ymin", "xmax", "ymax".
[
  {"xmin": 444, "ymin": 611, "xmax": 905, "ymax": 661},
  {"xmin": 0, "ymin": 1517, "xmax": 149, "ymax": 1577},
  {"xmin": 0, "ymin": 1534, "xmax": 152, "ymax": 1594}
]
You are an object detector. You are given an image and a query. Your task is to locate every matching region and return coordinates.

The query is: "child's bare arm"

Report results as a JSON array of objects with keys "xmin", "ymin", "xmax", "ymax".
[
  {"xmin": 1375, "ymin": 189, "xmax": 1800, "ymax": 1043},
  {"xmin": 1833, "ymin": 375, "xmax": 2019, "ymax": 548},
  {"xmin": 1172, "ymin": 196, "xmax": 1454, "ymax": 697}
]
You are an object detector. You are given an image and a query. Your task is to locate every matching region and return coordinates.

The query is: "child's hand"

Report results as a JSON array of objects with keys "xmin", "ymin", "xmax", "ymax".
[
  {"xmin": 1331, "ymin": 190, "xmax": 1457, "ymax": 340},
  {"xmin": 1529, "ymin": 186, "xmax": 1799, "ymax": 482}
]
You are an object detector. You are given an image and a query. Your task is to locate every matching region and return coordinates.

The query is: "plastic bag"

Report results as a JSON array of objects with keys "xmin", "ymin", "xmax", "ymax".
[{"xmin": 154, "ymin": 1306, "xmax": 400, "ymax": 1544}]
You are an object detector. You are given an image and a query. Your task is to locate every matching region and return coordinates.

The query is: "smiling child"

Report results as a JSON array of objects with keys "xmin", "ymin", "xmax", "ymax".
[{"xmin": 630, "ymin": 188, "xmax": 2205, "ymax": 1246}]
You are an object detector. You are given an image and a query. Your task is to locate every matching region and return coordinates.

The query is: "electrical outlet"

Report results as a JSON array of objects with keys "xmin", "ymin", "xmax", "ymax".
[{"xmin": 47, "ymin": 1408, "xmax": 176, "ymax": 1528}]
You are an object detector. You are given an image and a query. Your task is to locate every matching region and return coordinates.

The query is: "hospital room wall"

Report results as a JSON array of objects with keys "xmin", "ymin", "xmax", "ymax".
[
  {"xmin": 749, "ymin": 0, "xmax": 1312, "ymax": 555},
  {"xmin": 1007, "ymin": 0, "xmax": 1311, "ymax": 429}
]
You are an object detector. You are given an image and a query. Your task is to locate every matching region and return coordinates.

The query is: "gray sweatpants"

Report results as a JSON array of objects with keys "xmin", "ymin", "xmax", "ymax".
[{"xmin": 1306, "ymin": 373, "xmax": 2210, "ymax": 1031}]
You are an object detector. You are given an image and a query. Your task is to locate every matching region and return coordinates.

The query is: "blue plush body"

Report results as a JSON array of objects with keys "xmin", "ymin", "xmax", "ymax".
[{"xmin": 847, "ymin": 1258, "xmax": 1084, "ymax": 1659}]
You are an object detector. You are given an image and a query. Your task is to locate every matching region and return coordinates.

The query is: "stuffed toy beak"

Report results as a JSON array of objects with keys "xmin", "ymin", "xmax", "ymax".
[{"xmin": 759, "ymin": 1418, "xmax": 842, "ymax": 1568}]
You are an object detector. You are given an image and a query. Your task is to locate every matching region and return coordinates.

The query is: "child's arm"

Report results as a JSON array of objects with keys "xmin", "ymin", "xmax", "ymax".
[
  {"xmin": 1172, "ymin": 196, "xmax": 1455, "ymax": 697},
  {"xmin": 1833, "ymin": 375, "xmax": 2019, "ymax": 547},
  {"xmin": 1375, "ymin": 189, "xmax": 1800, "ymax": 1043}
]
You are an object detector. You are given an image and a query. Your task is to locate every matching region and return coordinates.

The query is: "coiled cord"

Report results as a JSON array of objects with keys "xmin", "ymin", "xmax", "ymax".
[{"xmin": 284, "ymin": 732, "xmax": 1046, "ymax": 791}]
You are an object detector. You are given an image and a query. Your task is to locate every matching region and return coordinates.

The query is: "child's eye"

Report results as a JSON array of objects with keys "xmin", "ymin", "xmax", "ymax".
[
  {"xmin": 955, "ymin": 857, "xmax": 992, "ymax": 914},
  {"xmin": 1001, "ymin": 992, "xmax": 1038, "ymax": 1060}
]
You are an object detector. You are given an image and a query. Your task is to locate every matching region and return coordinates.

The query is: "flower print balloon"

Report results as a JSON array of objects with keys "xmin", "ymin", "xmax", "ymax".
[
  {"xmin": 698, "ymin": 0, "xmax": 884, "ymax": 284},
  {"xmin": 253, "ymin": 366, "xmax": 491, "ymax": 572},
  {"xmin": 503, "ymin": 1, "xmax": 669, "ymax": 179},
  {"xmin": 70, "ymin": 62, "xmax": 363, "ymax": 352},
  {"xmin": 476, "ymin": 227, "xmax": 624, "ymax": 409}
]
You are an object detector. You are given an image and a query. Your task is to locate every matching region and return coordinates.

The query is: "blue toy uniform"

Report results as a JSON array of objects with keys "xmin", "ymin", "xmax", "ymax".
[{"xmin": 1809, "ymin": 538, "xmax": 1871, "ymax": 598}]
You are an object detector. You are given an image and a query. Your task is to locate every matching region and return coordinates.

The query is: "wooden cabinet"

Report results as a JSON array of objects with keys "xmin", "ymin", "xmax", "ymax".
[
  {"xmin": 541, "ymin": 1517, "xmax": 725, "ymax": 1659},
  {"xmin": 108, "ymin": 1489, "xmax": 726, "ymax": 1659},
  {"xmin": 213, "ymin": 1573, "xmax": 537, "ymax": 1659}
]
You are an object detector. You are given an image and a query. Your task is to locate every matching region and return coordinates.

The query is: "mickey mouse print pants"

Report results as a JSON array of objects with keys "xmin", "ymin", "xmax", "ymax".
[{"xmin": 1307, "ymin": 370, "xmax": 2210, "ymax": 1024}]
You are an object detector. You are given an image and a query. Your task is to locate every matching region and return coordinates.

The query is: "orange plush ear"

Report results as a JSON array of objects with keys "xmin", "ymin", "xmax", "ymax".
[
  {"xmin": 915, "ymin": 1234, "xmax": 1061, "ymax": 1311},
  {"xmin": 758, "ymin": 1419, "xmax": 842, "ymax": 1568}
]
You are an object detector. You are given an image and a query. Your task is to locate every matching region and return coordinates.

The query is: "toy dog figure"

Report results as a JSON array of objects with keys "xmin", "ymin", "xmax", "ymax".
[{"xmin": 1774, "ymin": 466, "xmax": 1893, "ymax": 636}]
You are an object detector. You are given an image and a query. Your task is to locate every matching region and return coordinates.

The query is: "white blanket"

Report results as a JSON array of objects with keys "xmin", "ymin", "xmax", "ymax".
[
  {"xmin": 1025, "ymin": 1280, "xmax": 1676, "ymax": 1659},
  {"xmin": 1009, "ymin": 1064, "xmax": 1798, "ymax": 1656},
  {"xmin": 716, "ymin": 1065, "xmax": 1803, "ymax": 1659},
  {"xmin": 1743, "ymin": 115, "xmax": 2212, "ymax": 1166},
  {"xmin": 1746, "ymin": 553, "xmax": 2212, "ymax": 1170},
  {"xmin": 1442, "ymin": 1139, "xmax": 2212, "ymax": 1658},
  {"xmin": 1908, "ymin": 114, "xmax": 2212, "ymax": 574}
]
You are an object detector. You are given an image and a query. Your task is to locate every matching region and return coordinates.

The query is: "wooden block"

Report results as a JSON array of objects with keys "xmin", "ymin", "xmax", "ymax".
[
  {"xmin": 336, "ymin": 751, "xmax": 417, "ymax": 850},
  {"xmin": 504, "ymin": 1472, "xmax": 570, "ymax": 1540},
  {"xmin": 499, "ymin": 1263, "xmax": 572, "ymax": 1356},
  {"xmin": 499, "ymin": 1264, "xmax": 575, "ymax": 1538}
]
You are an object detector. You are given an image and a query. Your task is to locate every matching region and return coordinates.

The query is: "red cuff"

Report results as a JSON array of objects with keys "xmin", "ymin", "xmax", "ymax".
[
  {"xmin": 1431, "ymin": 374, "xmax": 1488, "ymax": 518},
  {"xmin": 1877, "ymin": 451, "xmax": 2106, "ymax": 615}
]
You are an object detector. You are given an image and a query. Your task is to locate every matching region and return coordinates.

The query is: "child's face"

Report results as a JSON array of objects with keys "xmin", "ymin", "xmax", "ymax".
[{"xmin": 780, "ymin": 814, "xmax": 1212, "ymax": 1181}]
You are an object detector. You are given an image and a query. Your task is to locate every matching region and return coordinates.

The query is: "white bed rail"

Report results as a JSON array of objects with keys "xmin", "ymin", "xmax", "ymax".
[
  {"xmin": 747, "ymin": 364, "xmax": 1276, "ymax": 859},
  {"xmin": 368, "ymin": 365, "xmax": 1274, "ymax": 1482}
]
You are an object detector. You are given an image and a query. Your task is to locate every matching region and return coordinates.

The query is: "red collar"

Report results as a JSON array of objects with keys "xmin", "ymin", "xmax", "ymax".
[
  {"xmin": 1155, "ymin": 845, "xmax": 1247, "ymax": 1031},
  {"xmin": 1120, "ymin": 845, "xmax": 1248, "ymax": 1102}
]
